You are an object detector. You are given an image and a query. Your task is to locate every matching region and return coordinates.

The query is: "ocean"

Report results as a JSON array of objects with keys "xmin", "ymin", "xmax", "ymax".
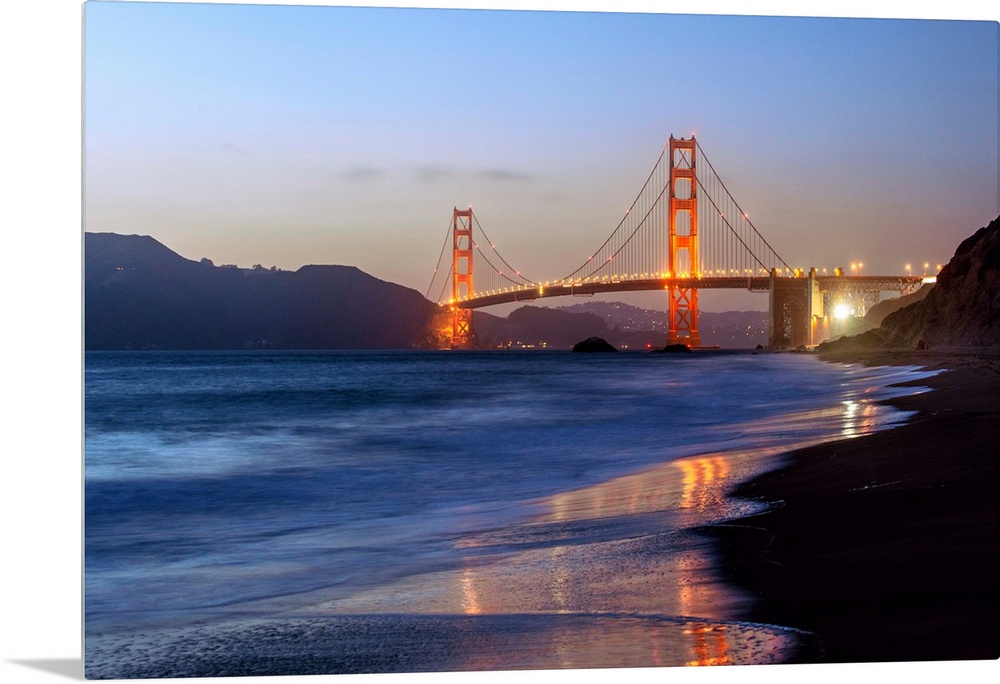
[{"xmin": 83, "ymin": 350, "xmax": 937, "ymax": 674}]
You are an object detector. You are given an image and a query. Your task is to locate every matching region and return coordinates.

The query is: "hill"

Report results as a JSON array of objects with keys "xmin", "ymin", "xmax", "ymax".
[
  {"xmin": 864, "ymin": 283, "xmax": 933, "ymax": 327},
  {"xmin": 473, "ymin": 306, "xmax": 611, "ymax": 348},
  {"xmin": 85, "ymin": 233, "xmax": 447, "ymax": 350},
  {"xmin": 555, "ymin": 301, "xmax": 769, "ymax": 348},
  {"xmin": 469, "ymin": 302, "xmax": 770, "ymax": 349}
]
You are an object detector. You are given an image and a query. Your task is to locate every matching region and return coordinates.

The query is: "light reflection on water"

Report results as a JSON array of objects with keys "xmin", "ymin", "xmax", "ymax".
[
  {"xmin": 317, "ymin": 443, "xmax": 800, "ymax": 667},
  {"xmin": 308, "ymin": 379, "xmax": 928, "ymax": 668}
]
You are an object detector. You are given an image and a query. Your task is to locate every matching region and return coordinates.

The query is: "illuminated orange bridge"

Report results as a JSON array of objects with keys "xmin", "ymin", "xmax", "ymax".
[{"xmin": 426, "ymin": 136, "xmax": 925, "ymax": 349}]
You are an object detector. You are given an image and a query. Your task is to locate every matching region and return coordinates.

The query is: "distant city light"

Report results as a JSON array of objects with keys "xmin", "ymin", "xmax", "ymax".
[{"xmin": 834, "ymin": 304, "xmax": 851, "ymax": 319}]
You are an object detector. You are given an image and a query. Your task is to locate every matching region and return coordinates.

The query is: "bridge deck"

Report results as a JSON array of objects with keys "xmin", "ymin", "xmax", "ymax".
[{"xmin": 454, "ymin": 275, "xmax": 925, "ymax": 309}]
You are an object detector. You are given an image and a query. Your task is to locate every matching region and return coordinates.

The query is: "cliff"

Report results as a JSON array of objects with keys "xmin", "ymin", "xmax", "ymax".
[
  {"xmin": 864, "ymin": 283, "xmax": 933, "ymax": 327},
  {"xmin": 820, "ymin": 216, "xmax": 1000, "ymax": 352}
]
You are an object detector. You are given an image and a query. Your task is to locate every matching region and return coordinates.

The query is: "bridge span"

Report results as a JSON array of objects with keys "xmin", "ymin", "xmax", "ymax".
[
  {"xmin": 427, "ymin": 135, "xmax": 927, "ymax": 349},
  {"xmin": 456, "ymin": 276, "xmax": 771, "ymax": 309},
  {"xmin": 454, "ymin": 272, "xmax": 924, "ymax": 349},
  {"xmin": 458, "ymin": 274, "xmax": 925, "ymax": 310}
]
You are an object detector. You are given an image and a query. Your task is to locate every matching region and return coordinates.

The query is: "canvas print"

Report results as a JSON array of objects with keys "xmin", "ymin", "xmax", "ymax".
[{"xmin": 83, "ymin": 1, "xmax": 999, "ymax": 679}]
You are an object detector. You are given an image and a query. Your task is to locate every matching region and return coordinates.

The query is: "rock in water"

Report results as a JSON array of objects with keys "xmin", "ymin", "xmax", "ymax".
[{"xmin": 572, "ymin": 337, "xmax": 618, "ymax": 353}]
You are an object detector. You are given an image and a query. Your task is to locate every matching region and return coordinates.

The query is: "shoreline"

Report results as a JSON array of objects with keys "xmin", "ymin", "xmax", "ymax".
[
  {"xmin": 82, "ymin": 349, "xmax": 998, "ymax": 677},
  {"xmin": 706, "ymin": 346, "xmax": 1000, "ymax": 663}
]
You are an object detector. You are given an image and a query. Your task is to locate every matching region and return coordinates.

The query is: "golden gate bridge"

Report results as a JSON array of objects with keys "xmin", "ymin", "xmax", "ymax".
[{"xmin": 426, "ymin": 136, "xmax": 925, "ymax": 349}]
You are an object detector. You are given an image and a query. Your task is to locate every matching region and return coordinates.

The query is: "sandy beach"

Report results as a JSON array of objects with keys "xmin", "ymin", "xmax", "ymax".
[{"xmin": 708, "ymin": 347, "xmax": 1000, "ymax": 663}]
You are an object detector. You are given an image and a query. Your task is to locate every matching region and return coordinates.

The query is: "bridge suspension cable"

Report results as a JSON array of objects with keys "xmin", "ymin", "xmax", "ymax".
[
  {"xmin": 558, "ymin": 144, "xmax": 669, "ymax": 283},
  {"xmin": 425, "ymin": 135, "xmax": 795, "ymax": 308},
  {"xmin": 546, "ymin": 136, "xmax": 793, "ymax": 284},
  {"xmin": 694, "ymin": 139, "xmax": 793, "ymax": 275},
  {"xmin": 471, "ymin": 212, "xmax": 537, "ymax": 289},
  {"xmin": 425, "ymin": 208, "xmax": 537, "ymax": 304},
  {"xmin": 425, "ymin": 216, "xmax": 455, "ymax": 302}
]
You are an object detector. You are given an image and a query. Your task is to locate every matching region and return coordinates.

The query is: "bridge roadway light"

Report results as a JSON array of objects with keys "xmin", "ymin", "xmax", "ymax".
[
  {"xmin": 906, "ymin": 263, "xmax": 911, "ymax": 276},
  {"xmin": 834, "ymin": 304, "xmax": 851, "ymax": 320}
]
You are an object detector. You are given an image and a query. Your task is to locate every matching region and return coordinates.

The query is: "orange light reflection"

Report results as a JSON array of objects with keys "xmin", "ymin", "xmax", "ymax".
[{"xmin": 308, "ymin": 448, "xmax": 802, "ymax": 667}]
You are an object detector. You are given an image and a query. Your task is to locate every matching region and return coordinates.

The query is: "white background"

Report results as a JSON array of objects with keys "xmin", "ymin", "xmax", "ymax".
[{"xmin": 2, "ymin": 2, "xmax": 997, "ymax": 683}]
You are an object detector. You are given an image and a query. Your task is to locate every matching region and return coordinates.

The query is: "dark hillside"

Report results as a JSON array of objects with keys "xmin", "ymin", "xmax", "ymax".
[
  {"xmin": 473, "ymin": 306, "xmax": 610, "ymax": 348},
  {"xmin": 880, "ymin": 216, "xmax": 1000, "ymax": 347},
  {"xmin": 864, "ymin": 283, "xmax": 933, "ymax": 327},
  {"xmin": 819, "ymin": 216, "xmax": 1000, "ymax": 352},
  {"xmin": 84, "ymin": 233, "xmax": 445, "ymax": 350}
]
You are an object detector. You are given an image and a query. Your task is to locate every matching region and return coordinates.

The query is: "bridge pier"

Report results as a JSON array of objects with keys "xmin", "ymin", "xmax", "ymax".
[
  {"xmin": 768, "ymin": 268, "xmax": 822, "ymax": 348},
  {"xmin": 666, "ymin": 287, "xmax": 701, "ymax": 347}
]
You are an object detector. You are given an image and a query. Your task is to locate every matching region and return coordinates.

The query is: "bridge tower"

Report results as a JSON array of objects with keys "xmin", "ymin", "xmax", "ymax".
[
  {"xmin": 450, "ymin": 207, "xmax": 474, "ymax": 349},
  {"xmin": 666, "ymin": 136, "xmax": 702, "ymax": 347}
]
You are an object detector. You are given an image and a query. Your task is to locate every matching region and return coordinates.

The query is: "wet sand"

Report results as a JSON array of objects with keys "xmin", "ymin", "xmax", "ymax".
[
  {"xmin": 707, "ymin": 347, "xmax": 1000, "ymax": 663},
  {"xmin": 84, "ymin": 613, "xmax": 810, "ymax": 678}
]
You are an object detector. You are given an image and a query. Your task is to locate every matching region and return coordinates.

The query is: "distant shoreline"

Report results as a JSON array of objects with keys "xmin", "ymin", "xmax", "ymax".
[{"xmin": 708, "ymin": 346, "xmax": 1000, "ymax": 662}]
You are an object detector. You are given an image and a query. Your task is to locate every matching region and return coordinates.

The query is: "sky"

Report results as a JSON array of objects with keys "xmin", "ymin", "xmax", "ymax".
[{"xmin": 80, "ymin": 0, "xmax": 999, "ymax": 312}]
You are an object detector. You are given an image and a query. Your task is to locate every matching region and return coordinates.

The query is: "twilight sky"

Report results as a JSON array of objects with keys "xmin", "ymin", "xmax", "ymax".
[{"xmin": 82, "ymin": 1, "xmax": 998, "ymax": 310}]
